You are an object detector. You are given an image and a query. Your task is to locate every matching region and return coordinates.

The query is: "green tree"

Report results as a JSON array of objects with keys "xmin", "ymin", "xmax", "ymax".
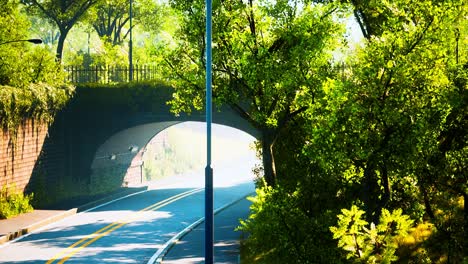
[
  {"xmin": 0, "ymin": 1, "xmax": 73, "ymax": 214},
  {"xmin": 28, "ymin": 16, "xmax": 60, "ymax": 46},
  {"xmin": 21, "ymin": 0, "xmax": 99, "ymax": 61},
  {"xmin": 88, "ymin": 0, "xmax": 163, "ymax": 46},
  {"xmin": 342, "ymin": 0, "xmax": 451, "ymax": 40},
  {"xmin": 0, "ymin": 0, "xmax": 66, "ymax": 88},
  {"xmin": 304, "ymin": 0, "xmax": 467, "ymax": 260},
  {"xmin": 240, "ymin": 0, "xmax": 466, "ymax": 262},
  {"xmin": 0, "ymin": 0, "xmax": 31, "ymax": 86},
  {"xmin": 0, "ymin": 0, "xmax": 30, "ymax": 45},
  {"xmin": 341, "ymin": 0, "xmax": 396, "ymax": 39},
  {"xmin": 165, "ymin": 0, "xmax": 344, "ymax": 186},
  {"xmin": 316, "ymin": 0, "xmax": 465, "ymax": 219}
]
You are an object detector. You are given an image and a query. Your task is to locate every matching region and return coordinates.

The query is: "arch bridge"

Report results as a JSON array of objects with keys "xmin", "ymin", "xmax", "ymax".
[{"xmin": 29, "ymin": 84, "xmax": 258, "ymax": 204}]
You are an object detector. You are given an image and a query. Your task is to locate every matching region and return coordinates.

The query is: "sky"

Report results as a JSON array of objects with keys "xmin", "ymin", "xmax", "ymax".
[{"xmin": 346, "ymin": 15, "xmax": 364, "ymax": 44}]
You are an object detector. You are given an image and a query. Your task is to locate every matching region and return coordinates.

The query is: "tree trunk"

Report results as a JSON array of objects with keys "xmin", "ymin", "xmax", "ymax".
[
  {"xmin": 380, "ymin": 162, "xmax": 391, "ymax": 207},
  {"xmin": 419, "ymin": 171, "xmax": 435, "ymax": 220},
  {"xmin": 261, "ymin": 129, "xmax": 277, "ymax": 187},
  {"xmin": 373, "ymin": 162, "xmax": 391, "ymax": 221},
  {"xmin": 463, "ymin": 192, "xmax": 468, "ymax": 254},
  {"xmin": 362, "ymin": 161, "xmax": 380, "ymax": 222},
  {"xmin": 56, "ymin": 28, "xmax": 70, "ymax": 62}
]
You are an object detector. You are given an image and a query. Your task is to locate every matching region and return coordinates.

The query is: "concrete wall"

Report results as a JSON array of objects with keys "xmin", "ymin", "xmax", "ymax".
[{"xmin": 0, "ymin": 120, "xmax": 48, "ymax": 192}]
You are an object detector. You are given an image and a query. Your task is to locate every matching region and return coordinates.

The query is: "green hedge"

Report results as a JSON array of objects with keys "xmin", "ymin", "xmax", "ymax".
[
  {"xmin": 74, "ymin": 81, "xmax": 173, "ymax": 113},
  {"xmin": 0, "ymin": 83, "xmax": 74, "ymax": 136}
]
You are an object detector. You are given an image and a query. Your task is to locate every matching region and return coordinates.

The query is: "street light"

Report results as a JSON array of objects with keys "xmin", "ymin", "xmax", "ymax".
[
  {"xmin": 0, "ymin": 38, "xmax": 43, "ymax": 46},
  {"xmin": 129, "ymin": 0, "xmax": 133, "ymax": 81},
  {"xmin": 205, "ymin": 0, "xmax": 214, "ymax": 262}
]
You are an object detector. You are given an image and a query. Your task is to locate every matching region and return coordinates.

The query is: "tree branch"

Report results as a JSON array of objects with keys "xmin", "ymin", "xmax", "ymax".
[
  {"xmin": 67, "ymin": 0, "xmax": 98, "ymax": 31},
  {"xmin": 267, "ymin": 96, "xmax": 279, "ymax": 117},
  {"xmin": 353, "ymin": 9, "xmax": 370, "ymax": 40},
  {"xmin": 28, "ymin": 0, "xmax": 61, "ymax": 28},
  {"xmin": 230, "ymin": 103, "xmax": 260, "ymax": 129},
  {"xmin": 404, "ymin": 16, "xmax": 434, "ymax": 56},
  {"xmin": 275, "ymin": 106, "xmax": 308, "ymax": 137},
  {"xmin": 164, "ymin": 57, "xmax": 203, "ymax": 92}
]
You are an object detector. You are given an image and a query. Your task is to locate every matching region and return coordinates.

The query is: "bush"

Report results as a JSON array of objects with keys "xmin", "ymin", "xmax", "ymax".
[
  {"xmin": 238, "ymin": 184, "xmax": 344, "ymax": 264},
  {"xmin": 0, "ymin": 83, "xmax": 74, "ymax": 129},
  {"xmin": 330, "ymin": 205, "xmax": 414, "ymax": 263},
  {"xmin": 0, "ymin": 185, "xmax": 34, "ymax": 219}
]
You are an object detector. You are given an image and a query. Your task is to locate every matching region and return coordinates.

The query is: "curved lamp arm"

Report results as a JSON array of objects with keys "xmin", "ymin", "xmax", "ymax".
[{"xmin": 0, "ymin": 38, "xmax": 43, "ymax": 46}]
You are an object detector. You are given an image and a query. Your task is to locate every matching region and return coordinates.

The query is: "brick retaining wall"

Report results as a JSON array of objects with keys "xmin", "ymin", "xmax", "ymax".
[{"xmin": 0, "ymin": 120, "xmax": 48, "ymax": 192}]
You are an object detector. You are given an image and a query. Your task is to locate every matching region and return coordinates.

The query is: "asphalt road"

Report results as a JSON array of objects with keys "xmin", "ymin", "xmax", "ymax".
[
  {"xmin": 0, "ymin": 158, "xmax": 256, "ymax": 264},
  {"xmin": 162, "ymin": 197, "xmax": 252, "ymax": 264}
]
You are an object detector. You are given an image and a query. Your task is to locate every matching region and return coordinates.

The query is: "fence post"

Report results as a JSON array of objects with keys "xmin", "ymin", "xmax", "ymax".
[
  {"xmin": 65, "ymin": 63, "xmax": 161, "ymax": 84},
  {"xmin": 69, "ymin": 66, "xmax": 72, "ymax": 83},
  {"xmin": 67, "ymin": 66, "xmax": 70, "ymax": 83},
  {"xmin": 135, "ymin": 64, "xmax": 138, "ymax": 82},
  {"xmin": 125, "ymin": 65, "xmax": 128, "ymax": 82}
]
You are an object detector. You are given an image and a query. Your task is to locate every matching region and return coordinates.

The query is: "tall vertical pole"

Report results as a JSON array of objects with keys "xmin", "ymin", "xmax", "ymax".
[
  {"xmin": 87, "ymin": 31, "xmax": 90, "ymax": 56},
  {"xmin": 205, "ymin": 0, "xmax": 214, "ymax": 261},
  {"xmin": 455, "ymin": 28, "xmax": 460, "ymax": 65},
  {"xmin": 129, "ymin": 0, "xmax": 133, "ymax": 81}
]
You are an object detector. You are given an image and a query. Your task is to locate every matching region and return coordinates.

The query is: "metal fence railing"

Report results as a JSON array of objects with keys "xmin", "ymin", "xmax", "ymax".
[
  {"xmin": 65, "ymin": 64, "xmax": 351, "ymax": 84},
  {"xmin": 65, "ymin": 65, "xmax": 158, "ymax": 84}
]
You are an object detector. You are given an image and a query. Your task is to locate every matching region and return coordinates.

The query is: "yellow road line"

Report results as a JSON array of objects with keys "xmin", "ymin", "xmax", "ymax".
[{"xmin": 47, "ymin": 188, "xmax": 203, "ymax": 264}]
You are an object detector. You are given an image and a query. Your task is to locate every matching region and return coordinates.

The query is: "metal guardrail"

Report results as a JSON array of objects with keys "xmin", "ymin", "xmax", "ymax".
[{"xmin": 65, "ymin": 65, "xmax": 158, "ymax": 84}]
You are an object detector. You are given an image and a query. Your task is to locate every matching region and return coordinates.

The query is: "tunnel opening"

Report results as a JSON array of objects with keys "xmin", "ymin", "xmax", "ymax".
[
  {"xmin": 90, "ymin": 121, "xmax": 260, "ymax": 194},
  {"xmin": 136, "ymin": 122, "xmax": 260, "ymax": 189}
]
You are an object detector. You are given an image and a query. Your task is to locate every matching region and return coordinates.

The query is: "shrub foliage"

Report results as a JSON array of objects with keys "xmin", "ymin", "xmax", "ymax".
[{"xmin": 0, "ymin": 185, "xmax": 34, "ymax": 219}]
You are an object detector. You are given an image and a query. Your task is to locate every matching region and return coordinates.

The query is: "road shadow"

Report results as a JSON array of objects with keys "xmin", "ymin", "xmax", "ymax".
[
  {"xmin": 0, "ymin": 183, "xmax": 254, "ymax": 264},
  {"xmin": 163, "ymin": 198, "xmax": 252, "ymax": 264}
]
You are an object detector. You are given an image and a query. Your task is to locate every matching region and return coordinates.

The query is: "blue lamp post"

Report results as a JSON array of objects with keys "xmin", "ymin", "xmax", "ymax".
[
  {"xmin": 205, "ymin": 0, "xmax": 214, "ymax": 262},
  {"xmin": 129, "ymin": 0, "xmax": 133, "ymax": 81}
]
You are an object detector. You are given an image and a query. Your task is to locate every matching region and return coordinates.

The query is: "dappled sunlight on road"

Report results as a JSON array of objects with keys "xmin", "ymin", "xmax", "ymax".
[{"xmin": 0, "ymin": 123, "xmax": 259, "ymax": 263}]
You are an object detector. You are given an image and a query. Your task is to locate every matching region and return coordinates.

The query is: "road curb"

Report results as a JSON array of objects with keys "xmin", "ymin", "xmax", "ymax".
[
  {"xmin": 147, "ymin": 192, "xmax": 255, "ymax": 264},
  {"xmin": 0, "ymin": 208, "xmax": 77, "ymax": 245}
]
